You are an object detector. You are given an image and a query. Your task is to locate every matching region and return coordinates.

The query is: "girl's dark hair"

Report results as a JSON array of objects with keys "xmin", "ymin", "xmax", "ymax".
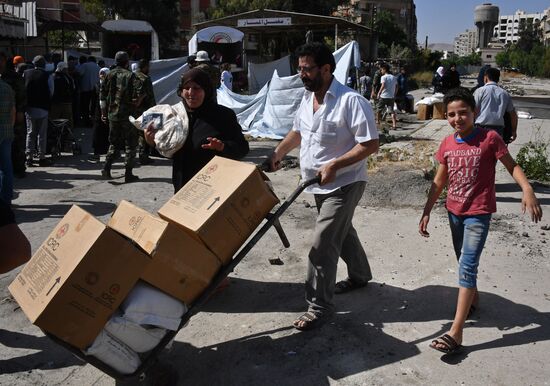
[
  {"xmin": 295, "ymin": 42, "xmax": 335, "ymax": 73},
  {"xmin": 443, "ymin": 87, "xmax": 476, "ymax": 111}
]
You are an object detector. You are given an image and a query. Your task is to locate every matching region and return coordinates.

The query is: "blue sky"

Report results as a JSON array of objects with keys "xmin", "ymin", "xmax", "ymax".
[{"xmin": 415, "ymin": 0, "xmax": 550, "ymax": 45}]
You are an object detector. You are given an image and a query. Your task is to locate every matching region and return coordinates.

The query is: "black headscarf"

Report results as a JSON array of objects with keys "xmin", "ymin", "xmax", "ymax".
[{"xmin": 177, "ymin": 68, "xmax": 214, "ymax": 110}]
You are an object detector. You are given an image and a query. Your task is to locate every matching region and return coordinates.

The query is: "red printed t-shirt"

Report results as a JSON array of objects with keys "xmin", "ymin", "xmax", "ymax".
[{"xmin": 435, "ymin": 128, "xmax": 509, "ymax": 216}]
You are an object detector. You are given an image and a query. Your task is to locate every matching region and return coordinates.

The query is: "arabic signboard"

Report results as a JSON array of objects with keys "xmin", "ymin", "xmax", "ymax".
[{"xmin": 237, "ymin": 17, "xmax": 292, "ymax": 27}]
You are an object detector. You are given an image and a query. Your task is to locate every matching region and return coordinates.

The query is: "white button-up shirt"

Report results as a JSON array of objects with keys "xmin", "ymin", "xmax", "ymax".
[{"xmin": 293, "ymin": 77, "xmax": 378, "ymax": 194}]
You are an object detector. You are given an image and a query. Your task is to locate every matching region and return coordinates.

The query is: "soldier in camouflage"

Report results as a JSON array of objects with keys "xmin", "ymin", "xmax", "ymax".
[
  {"xmin": 133, "ymin": 59, "xmax": 156, "ymax": 165},
  {"xmin": 99, "ymin": 51, "xmax": 139, "ymax": 183}
]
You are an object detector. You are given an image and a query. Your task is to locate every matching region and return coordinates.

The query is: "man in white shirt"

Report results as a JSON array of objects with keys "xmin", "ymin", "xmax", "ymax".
[
  {"xmin": 473, "ymin": 67, "xmax": 518, "ymax": 142},
  {"xmin": 376, "ymin": 63, "xmax": 398, "ymax": 129},
  {"xmin": 268, "ymin": 42, "xmax": 379, "ymax": 331}
]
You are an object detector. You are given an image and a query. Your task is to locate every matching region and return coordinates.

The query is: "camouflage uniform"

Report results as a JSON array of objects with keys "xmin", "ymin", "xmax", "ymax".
[
  {"xmin": 100, "ymin": 65, "xmax": 137, "ymax": 169},
  {"xmin": 133, "ymin": 70, "xmax": 156, "ymax": 160},
  {"xmin": 1, "ymin": 68, "xmax": 27, "ymax": 176}
]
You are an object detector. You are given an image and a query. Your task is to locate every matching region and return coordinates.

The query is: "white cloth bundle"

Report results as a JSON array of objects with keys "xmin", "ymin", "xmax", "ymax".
[
  {"xmin": 130, "ymin": 103, "xmax": 189, "ymax": 158},
  {"xmin": 85, "ymin": 330, "xmax": 141, "ymax": 375},
  {"xmin": 415, "ymin": 93, "xmax": 444, "ymax": 106},
  {"xmin": 120, "ymin": 281, "xmax": 188, "ymax": 331},
  {"xmin": 104, "ymin": 314, "xmax": 167, "ymax": 353}
]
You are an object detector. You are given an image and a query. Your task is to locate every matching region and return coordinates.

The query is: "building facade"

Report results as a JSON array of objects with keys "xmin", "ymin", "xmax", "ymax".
[
  {"xmin": 493, "ymin": 8, "xmax": 549, "ymax": 45},
  {"xmin": 332, "ymin": 0, "xmax": 417, "ymax": 47},
  {"xmin": 454, "ymin": 29, "xmax": 478, "ymax": 57},
  {"xmin": 179, "ymin": 0, "xmax": 216, "ymax": 54},
  {"xmin": 543, "ymin": 8, "xmax": 550, "ymax": 47}
]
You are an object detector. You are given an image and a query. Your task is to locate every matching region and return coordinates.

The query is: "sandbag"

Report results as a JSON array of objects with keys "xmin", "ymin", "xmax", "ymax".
[
  {"xmin": 131, "ymin": 103, "xmax": 189, "ymax": 158},
  {"xmin": 121, "ymin": 281, "xmax": 188, "ymax": 331},
  {"xmin": 104, "ymin": 313, "xmax": 167, "ymax": 353},
  {"xmin": 85, "ymin": 330, "xmax": 141, "ymax": 375}
]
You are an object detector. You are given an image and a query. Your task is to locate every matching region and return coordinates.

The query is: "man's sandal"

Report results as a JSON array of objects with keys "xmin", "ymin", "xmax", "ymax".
[
  {"xmin": 293, "ymin": 312, "xmax": 329, "ymax": 331},
  {"xmin": 334, "ymin": 278, "xmax": 368, "ymax": 295},
  {"xmin": 430, "ymin": 334, "xmax": 463, "ymax": 354}
]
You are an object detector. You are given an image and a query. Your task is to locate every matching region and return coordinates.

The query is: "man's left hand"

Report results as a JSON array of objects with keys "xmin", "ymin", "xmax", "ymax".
[{"xmin": 317, "ymin": 162, "xmax": 337, "ymax": 185}]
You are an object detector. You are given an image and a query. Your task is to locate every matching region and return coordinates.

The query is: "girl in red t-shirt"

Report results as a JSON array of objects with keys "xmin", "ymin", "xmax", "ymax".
[{"xmin": 418, "ymin": 88, "xmax": 543, "ymax": 355}]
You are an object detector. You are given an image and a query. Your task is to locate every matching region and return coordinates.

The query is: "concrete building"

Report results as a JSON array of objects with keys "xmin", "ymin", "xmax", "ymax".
[
  {"xmin": 474, "ymin": 3, "xmax": 499, "ymax": 49},
  {"xmin": 480, "ymin": 40, "xmax": 505, "ymax": 67},
  {"xmin": 544, "ymin": 8, "xmax": 550, "ymax": 47},
  {"xmin": 454, "ymin": 29, "xmax": 478, "ymax": 57},
  {"xmin": 179, "ymin": 0, "xmax": 216, "ymax": 54},
  {"xmin": 493, "ymin": 8, "xmax": 548, "ymax": 45},
  {"xmin": 332, "ymin": 0, "xmax": 417, "ymax": 47}
]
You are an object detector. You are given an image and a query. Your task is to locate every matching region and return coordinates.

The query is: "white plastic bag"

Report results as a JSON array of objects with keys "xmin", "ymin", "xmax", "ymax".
[
  {"xmin": 121, "ymin": 281, "xmax": 188, "ymax": 331},
  {"xmin": 85, "ymin": 330, "xmax": 141, "ymax": 375},
  {"xmin": 104, "ymin": 313, "xmax": 167, "ymax": 353},
  {"xmin": 131, "ymin": 103, "xmax": 189, "ymax": 158}
]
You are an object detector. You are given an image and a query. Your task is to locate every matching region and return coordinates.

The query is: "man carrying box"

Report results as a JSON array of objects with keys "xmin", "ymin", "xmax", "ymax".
[{"xmin": 268, "ymin": 42, "xmax": 379, "ymax": 331}]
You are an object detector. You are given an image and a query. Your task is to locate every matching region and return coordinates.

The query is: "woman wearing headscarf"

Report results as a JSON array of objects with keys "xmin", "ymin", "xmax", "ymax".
[
  {"xmin": 145, "ymin": 68, "xmax": 249, "ymax": 192},
  {"xmin": 89, "ymin": 67, "xmax": 111, "ymax": 161},
  {"xmin": 432, "ymin": 66, "xmax": 445, "ymax": 94}
]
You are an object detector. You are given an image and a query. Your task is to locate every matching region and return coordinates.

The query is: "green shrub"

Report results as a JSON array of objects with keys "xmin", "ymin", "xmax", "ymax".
[
  {"xmin": 411, "ymin": 71, "xmax": 433, "ymax": 88},
  {"xmin": 516, "ymin": 141, "xmax": 550, "ymax": 182}
]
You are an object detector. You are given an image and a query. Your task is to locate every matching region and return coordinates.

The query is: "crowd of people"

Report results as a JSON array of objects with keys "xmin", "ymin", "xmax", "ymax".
[{"xmin": 0, "ymin": 43, "xmax": 544, "ymax": 359}]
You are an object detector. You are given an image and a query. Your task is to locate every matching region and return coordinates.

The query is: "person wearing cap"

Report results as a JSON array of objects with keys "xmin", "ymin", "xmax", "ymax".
[
  {"xmin": 23, "ymin": 55, "xmax": 54, "ymax": 167},
  {"xmin": 50, "ymin": 62, "xmax": 75, "ymax": 129},
  {"xmin": 144, "ymin": 68, "xmax": 249, "ymax": 192},
  {"xmin": 12, "ymin": 56, "xmax": 24, "ymax": 67},
  {"xmin": 99, "ymin": 51, "xmax": 139, "ymax": 183},
  {"xmin": 194, "ymin": 50, "xmax": 221, "ymax": 97}
]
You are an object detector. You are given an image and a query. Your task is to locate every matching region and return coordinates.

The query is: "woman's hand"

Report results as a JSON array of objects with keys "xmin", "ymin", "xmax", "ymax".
[
  {"xmin": 201, "ymin": 137, "xmax": 225, "ymax": 152},
  {"xmin": 144, "ymin": 123, "xmax": 156, "ymax": 147}
]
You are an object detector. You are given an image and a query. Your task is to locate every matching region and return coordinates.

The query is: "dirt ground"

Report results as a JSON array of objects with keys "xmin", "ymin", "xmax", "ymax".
[{"xmin": 1, "ymin": 90, "xmax": 550, "ymax": 385}]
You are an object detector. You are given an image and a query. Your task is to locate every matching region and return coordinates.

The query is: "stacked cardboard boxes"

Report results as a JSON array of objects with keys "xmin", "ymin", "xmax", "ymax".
[
  {"xmin": 432, "ymin": 102, "xmax": 445, "ymax": 119},
  {"xmin": 108, "ymin": 200, "xmax": 221, "ymax": 305},
  {"xmin": 10, "ymin": 157, "xmax": 280, "ymax": 357},
  {"xmin": 416, "ymin": 104, "xmax": 433, "ymax": 120},
  {"xmin": 158, "ymin": 156, "xmax": 279, "ymax": 265},
  {"xmin": 9, "ymin": 206, "xmax": 150, "ymax": 349}
]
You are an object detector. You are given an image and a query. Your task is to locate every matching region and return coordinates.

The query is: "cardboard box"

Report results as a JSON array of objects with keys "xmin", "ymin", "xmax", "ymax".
[
  {"xmin": 416, "ymin": 104, "xmax": 433, "ymax": 120},
  {"xmin": 432, "ymin": 102, "xmax": 445, "ymax": 119},
  {"xmin": 158, "ymin": 157, "xmax": 279, "ymax": 264},
  {"xmin": 108, "ymin": 200, "xmax": 221, "ymax": 305},
  {"xmin": 9, "ymin": 205, "xmax": 150, "ymax": 350}
]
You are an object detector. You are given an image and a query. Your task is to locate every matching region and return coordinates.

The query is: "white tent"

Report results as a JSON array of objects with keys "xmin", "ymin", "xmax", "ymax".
[
  {"xmin": 188, "ymin": 26, "xmax": 244, "ymax": 55},
  {"xmin": 218, "ymin": 40, "xmax": 361, "ymax": 139}
]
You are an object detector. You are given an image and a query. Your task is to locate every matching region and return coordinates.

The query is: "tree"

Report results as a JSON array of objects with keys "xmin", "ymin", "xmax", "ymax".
[
  {"xmin": 495, "ymin": 50, "xmax": 510, "ymax": 68},
  {"xmin": 370, "ymin": 10, "xmax": 408, "ymax": 57},
  {"xmin": 47, "ymin": 30, "xmax": 81, "ymax": 49},
  {"xmin": 516, "ymin": 19, "xmax": 542, "ymax": 52},
  {"xmin": 81, "ymin": 0, "xmax": 107, "ymax": 22}
]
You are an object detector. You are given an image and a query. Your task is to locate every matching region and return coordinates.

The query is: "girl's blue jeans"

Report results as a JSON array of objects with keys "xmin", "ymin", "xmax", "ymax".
[{"xmin": 448, "ymin": 212, "xmax": 491, "ymax": 289}]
